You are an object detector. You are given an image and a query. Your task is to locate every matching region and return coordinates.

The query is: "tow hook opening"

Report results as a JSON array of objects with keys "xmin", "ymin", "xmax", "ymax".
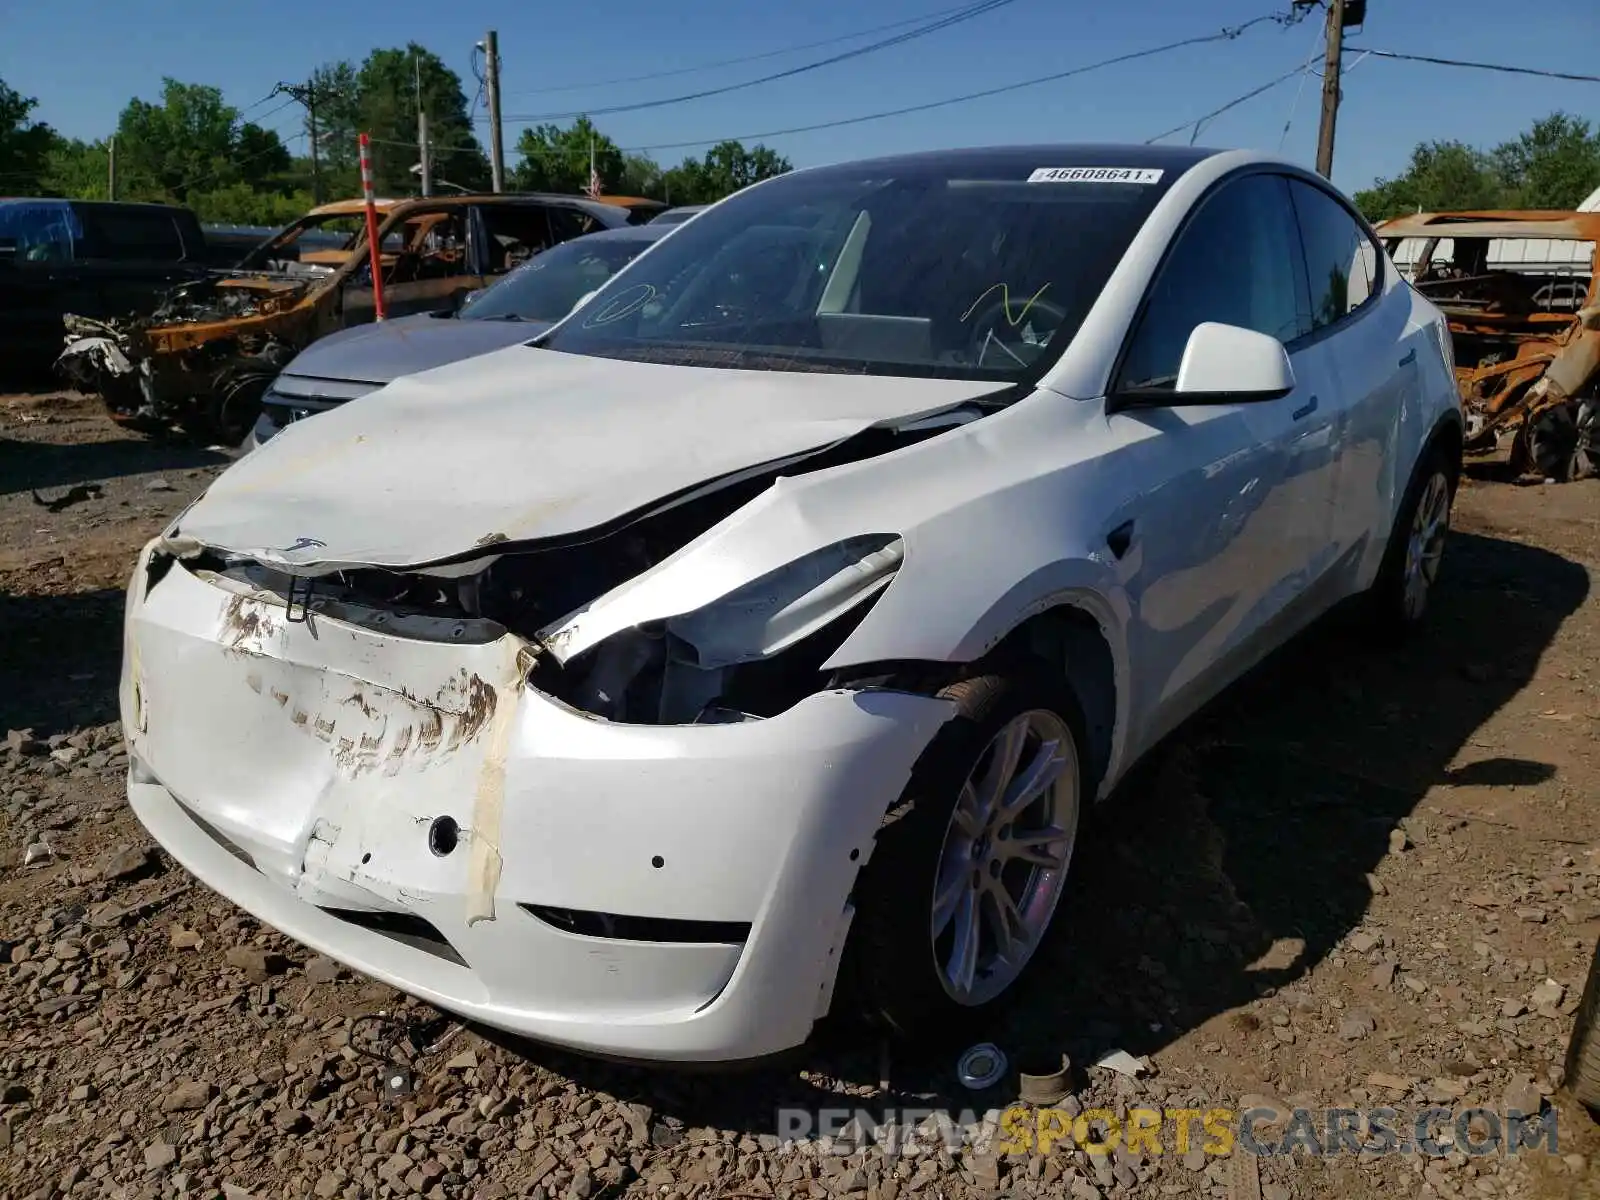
[{"xmin": 427, "ymin": 816, "xmax": 460, "ymax": 858}]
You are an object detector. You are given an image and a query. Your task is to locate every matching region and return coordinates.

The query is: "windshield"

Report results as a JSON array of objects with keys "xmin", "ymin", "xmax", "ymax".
[
  {"xmin": 541, "ymin": 162, "xmax": 1173, "ymax": 380},
  {"xmin": 464, "ymin": 234, "xmax": 652, "ymax": 322},
  {"xmin": 238, "ymin": 210, "xmax": 371, "ymax": 271}
]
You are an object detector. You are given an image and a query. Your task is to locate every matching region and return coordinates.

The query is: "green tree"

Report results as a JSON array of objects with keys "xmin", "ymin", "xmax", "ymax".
[
  {"xmin": 187, "ymin": 182, "xmax": 316, "ymax": 226},
  {"xmin": 619, "ymin": 152, "xmax": 666, "ymax": 198},
  {"xmin": 1353, "ymin": 140, "xmax": 1503, "ymax": 223},
  {"xmin": 302, "ymin": 61, "xmax": 363, "ymax": 199},
  {"xmin": 111, "ymin": 79, "xmax": 292, "ymax": 204},
  {"xmin": 0, "ymin": 78, "xmax": 59, "ymax": 194},
  {"xmin": 511, "ymin": 116, "xmax": 626, "ymax": 194},
  {"xmin": 662, "ymin": 140, "xmax": 791, "ymax": 205},
  {"xmin": 39, "ymin": 138, "xmax": 110, "ymax": 200},
  {"xmin": 1491, "ymin": 112, "xmax": 1600, "ymax": 209},
  {"xmin": 1355, "ymin": 112, "xmax": 1600, "ymax": 223},
  {"xmin": 353, "ymin": 45, "xmax": 488, "ymax": 194}
]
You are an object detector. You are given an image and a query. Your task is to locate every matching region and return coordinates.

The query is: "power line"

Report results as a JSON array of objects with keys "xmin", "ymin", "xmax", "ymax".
[
  {"xmin": 501, "ymin": 1, "xmax": 1001, "ymax": 98},
  {"xmin": 618, "ymin": 11, "xmax": 1302, "ymax": 154},
  {"xmin": 1145, "ymin": 59, "xmax": 1315, "ymax": 145},
  {"xmin": 494, "ymin": 0, "xmax": 1026, "ymax": 123},
  {"xmin": 1277, "ymin": 20, "xmax": 1325, "ymax": 149},
  {"xmin": 163, "ymin": 119, "xmax": 306, "ymax": 197},
  {"xmin": 1148, "ymin": 41, "xmax": 1374, "ymax": 148},
  {"xmin": 235, "ymin": 89, "xmax": 286, "ymax": 119},
  {"xmin": 1341, "ymin": 48, "xmax": 1600, "ymax": 85}
]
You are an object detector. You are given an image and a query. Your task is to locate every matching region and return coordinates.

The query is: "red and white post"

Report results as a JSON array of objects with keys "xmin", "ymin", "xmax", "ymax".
[{"xmin": 358, "ymin": 132, "xmax": 387, "ymax": 321}]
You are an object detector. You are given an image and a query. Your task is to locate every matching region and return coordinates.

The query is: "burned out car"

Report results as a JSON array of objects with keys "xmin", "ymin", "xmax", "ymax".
[
  {"xmin": 57, "ymin": 194, "xmax": 630, "ymax": 443},
  {"xmin": 249, "ymin": 221, "xmax": 681, "ymax": 449},
  {"xmin": 1379, "ymin": 210, "xmax": 1600, "ymax": 481},
  {"xmin": 120, "ymin": 145, "xmax": 1462, "ymax": 1062}
]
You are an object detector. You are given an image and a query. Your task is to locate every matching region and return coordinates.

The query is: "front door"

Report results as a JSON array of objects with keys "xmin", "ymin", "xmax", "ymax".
[
  {"xmin": 1102, "ymin": 170, "xmax": 1340, "ymax": 753},
  {"xmin": 341, "ymin": 207, "xmax": 482, "ymax": 324}
]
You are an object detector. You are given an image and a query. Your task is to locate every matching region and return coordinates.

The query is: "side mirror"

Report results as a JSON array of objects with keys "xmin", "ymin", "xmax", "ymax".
[
  {"xmin": 1174, "ymin": 323, "xmax": 1295, "ymax": 399},
  {"xmin": 1112, "ymin": 322, "xmax": 1295, "ymax": 410}
]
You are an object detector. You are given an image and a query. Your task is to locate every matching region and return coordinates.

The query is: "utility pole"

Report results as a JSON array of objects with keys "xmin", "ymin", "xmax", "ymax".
[
  {"xmin": 275, "ymin": 79, "xmax": 338, "ymax": 204},
  {"xmin": 107, "ymin": 135, "xmax": 116, "ymax": 201},
  {"xmin": 418, "ymin": 111, "xmax": 432, "ymax": 197},
  {"xmin": 1314, "ymin": 0, "xmax": 1353, "ymax": 178},
  {"xmin": 308, "ymin": 97, "xmax": 321, "ymax": 205},
  {"xmin": 411, "ymin": 51, "xmax": 433, "ymax": 198},
  {"xmin": 484, "ymin": 31, "xmax": 505, "ymax": 192}
]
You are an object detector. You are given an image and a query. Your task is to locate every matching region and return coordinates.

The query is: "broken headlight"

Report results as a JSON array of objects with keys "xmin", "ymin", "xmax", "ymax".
[{"xmin": 548, "ymin": 535, "xmax": 904, "ymax": 725}]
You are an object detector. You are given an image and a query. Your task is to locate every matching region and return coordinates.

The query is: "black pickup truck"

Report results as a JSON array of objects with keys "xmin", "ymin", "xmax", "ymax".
[{"xmin": 0, "ymin": 198, "xmax": 213, "ymax": 383}]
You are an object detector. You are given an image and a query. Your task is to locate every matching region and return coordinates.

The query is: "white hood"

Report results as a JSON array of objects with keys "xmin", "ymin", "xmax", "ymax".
[{"xmin": 174, "ymin": 344, "xmax": 1000, "ymax": 571}]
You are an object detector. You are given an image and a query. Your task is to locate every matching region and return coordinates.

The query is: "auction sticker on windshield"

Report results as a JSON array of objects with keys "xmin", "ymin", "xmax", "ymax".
[{"xmin": 1026, "ymin": 167, "xmax": 1164, "ymax": 184}]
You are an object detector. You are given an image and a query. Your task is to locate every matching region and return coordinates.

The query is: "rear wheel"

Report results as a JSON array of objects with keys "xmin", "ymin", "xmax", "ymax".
[
  {"xmin": 1362, "ymin": 442, "xmax": 1455, "ymax": 639},
  {"xmin": 849, "ymin": 669, "xmax": 1086, "ymax": 1045}
]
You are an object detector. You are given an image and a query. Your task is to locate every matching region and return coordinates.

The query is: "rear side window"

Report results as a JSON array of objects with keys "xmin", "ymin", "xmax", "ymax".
[
  {"xmin": 1116, "ymin": 173, "xmax": 1308, "ymax": 392},
  {"xmin": 1289, "ymin": 180, "xmax": 1380, "ymax": 329},
  {"xmin": 81, "ymin": 209, "xmax": 189, "ymax": 262},
  {"xmin": 0, "ymin": 202, "xmax": 80, "ymax": 263}
]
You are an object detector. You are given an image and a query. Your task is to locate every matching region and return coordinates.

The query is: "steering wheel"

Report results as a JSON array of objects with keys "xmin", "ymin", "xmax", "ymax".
[{"xmin": 964, "ymin": 294, "xmax": 1071, "ymax": 369}]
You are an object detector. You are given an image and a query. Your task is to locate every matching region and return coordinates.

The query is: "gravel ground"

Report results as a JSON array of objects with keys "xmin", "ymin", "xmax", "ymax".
[{"xmin": 3, "ymin": 390, "xmax": 1599, "ymax": 1200}]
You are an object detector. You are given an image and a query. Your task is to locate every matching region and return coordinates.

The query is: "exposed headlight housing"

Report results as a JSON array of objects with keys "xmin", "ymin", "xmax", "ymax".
[
  {"xmin": 543, "ymin": 535, "xmax": 904, "ymax": 725},
  {"xmin": 668, "ymin": 534, "xmax": 902, "ymax": 670}
]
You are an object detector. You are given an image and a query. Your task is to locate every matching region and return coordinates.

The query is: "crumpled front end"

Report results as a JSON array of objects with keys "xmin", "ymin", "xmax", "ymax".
[
  {"xmin": 58, "ymin": 275, "xmax": 319, "ymax": 443},
  {"xmin": 120, "ymin": 538, "xmax": 955, "ymax": 1061}
]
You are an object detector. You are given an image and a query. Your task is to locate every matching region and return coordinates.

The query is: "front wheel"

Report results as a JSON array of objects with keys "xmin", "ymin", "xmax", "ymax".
[{"xmin": 848, "ymin": 670, "xmax": 1086, "ymax": 1045}]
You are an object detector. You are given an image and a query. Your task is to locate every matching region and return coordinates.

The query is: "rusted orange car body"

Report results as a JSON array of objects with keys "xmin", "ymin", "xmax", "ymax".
[
  {"xmin": 57, "ymin": 192, "xmax": 631, "ymax": 442},
  {"xmin": 1377, "ymin": 210, "xmax": 1600, "ymax": 480}
]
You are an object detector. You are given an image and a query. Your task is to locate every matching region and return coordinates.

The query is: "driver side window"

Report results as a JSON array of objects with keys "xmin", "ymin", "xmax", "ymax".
[{"xmin": 1116, "ymin": 174, "xmax": 1309, "ymax": 391}]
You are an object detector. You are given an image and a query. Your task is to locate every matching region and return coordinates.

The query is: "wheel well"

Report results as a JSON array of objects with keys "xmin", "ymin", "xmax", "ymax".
[
  {"xmin": 1429, "ymin": 412, "xmax": 1464, "ymax": 487},
  {"xmin": 829, "ymin": 604, "xmax": 1119, "ymax": 790},
  {"xmin": 991, "ymin": 605, "xmax": 1116, "ymax": 792}
]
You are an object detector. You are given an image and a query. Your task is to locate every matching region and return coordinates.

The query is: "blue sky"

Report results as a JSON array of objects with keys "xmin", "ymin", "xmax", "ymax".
[{"xmin": 2, "ymin": 0, "xmax": 1597, "ymax": 194}]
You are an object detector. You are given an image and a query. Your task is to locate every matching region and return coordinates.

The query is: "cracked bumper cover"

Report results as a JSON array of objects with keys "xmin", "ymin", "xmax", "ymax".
[{"xmin": 121, "ymin": 553, "xmax": 955, "ymax": 1062}]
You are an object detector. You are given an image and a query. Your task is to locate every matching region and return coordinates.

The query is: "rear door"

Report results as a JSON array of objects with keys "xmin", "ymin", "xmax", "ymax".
[
  {"xmin": 471, "ymin": 202, "xmax": 610, "ymax": 277},
  {"xmin": 1286, "ymin": 178, "xmax": 1420, "ymax": 573}
]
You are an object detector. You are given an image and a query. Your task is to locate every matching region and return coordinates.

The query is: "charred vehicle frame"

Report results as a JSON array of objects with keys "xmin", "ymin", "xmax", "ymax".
[
  {"xmin": 56, "ymin": 194, "xmax": 629, "ymax": 444},
  {"xmin": 1379, "ymin": 210, "xmax": 1600, "ymax": 481}
]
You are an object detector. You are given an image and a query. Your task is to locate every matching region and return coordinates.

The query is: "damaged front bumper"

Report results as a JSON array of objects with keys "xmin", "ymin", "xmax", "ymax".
[{"xmin": 121, "ymin": 544, "xmax": 955, "ymax": 1062}]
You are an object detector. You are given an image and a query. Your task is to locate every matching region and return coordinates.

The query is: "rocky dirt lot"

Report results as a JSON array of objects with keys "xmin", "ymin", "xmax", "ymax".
[{"xmin": 2, "ymin": 390, "xmax": 1599, "ymax": 1200}]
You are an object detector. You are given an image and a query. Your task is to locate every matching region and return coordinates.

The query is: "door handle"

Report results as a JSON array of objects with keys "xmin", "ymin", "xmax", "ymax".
[
  {"xmin": 1106, "ymin": 519, "xmax": 1135, "ymax": 560},
  {"xmin": 1291, "ymin": 395, "xmax": 1318, "ymax": 421},
  {"xmin": 1399, "ymin": 348, "xmax": 1417, "ymax": 367}
]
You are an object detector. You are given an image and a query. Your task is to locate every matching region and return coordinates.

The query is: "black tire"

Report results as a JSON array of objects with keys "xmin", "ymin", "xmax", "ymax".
[
  {"xmin": 181, "ymin": 372, "xmax": 271, "ymax": 446},
  {"xmin": 1564, "ymin": 936, "xmax": 1600, "ymax": 1117},
  {"xmin": 1362, "ymin": 440, "xmax": 1456, "ymax": 640},
  {"xmin": 1526, "ymin": 403, "xmax": 1582, "ymax": 483},
  {"xmin": 846, "ymin": 667, "xmax": 1088, "ymax": 1048}
]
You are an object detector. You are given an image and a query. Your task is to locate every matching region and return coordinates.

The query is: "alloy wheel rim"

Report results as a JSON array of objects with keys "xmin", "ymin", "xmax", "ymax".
[
  {"xmin": 930, "ymin": 708, "xmax": 1079, "ymax": 1006},
  {"xmin": 1402, "ymin": 472, "xmax": 1450, "ymax": 621}
]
